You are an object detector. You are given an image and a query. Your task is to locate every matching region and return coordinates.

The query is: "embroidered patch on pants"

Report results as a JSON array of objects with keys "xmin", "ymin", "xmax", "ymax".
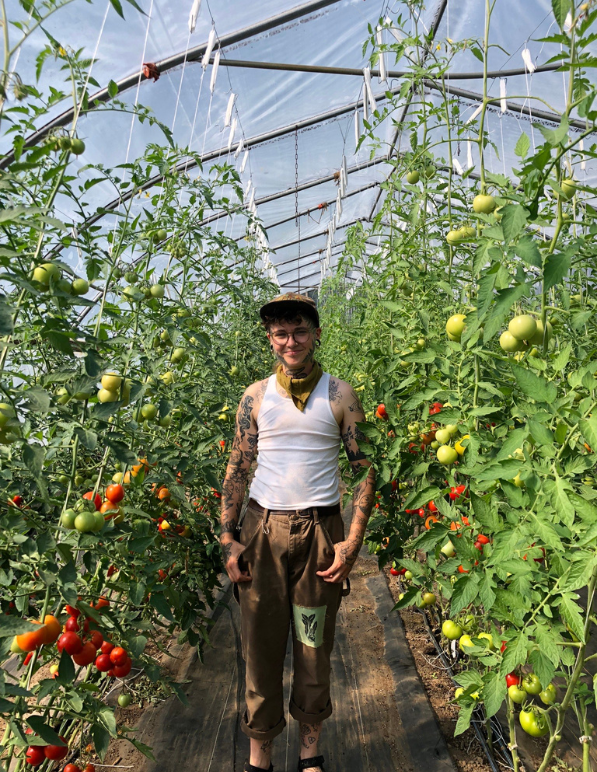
[{"xmin": 293, "ymin": 604, "xmax": 326, "ymax": 648}]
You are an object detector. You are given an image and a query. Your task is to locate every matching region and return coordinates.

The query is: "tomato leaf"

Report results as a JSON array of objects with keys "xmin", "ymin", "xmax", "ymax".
[
  {"xmin": 149, "ymin": 592, "xmax": 175, "ymax": 622},
  {"xmin": 528, "ymin": 418, "xmax": 553, "ymax": 445},
  {"xmin": 514, "ymin": 133, "xmax": 530, "ymax": 158},
  {"xmin": 529, "ymin": 650, "xmax": 556, "ymax": 691},
  {"xmin": 580, "ymin": 414, "xmax": 597, "ymax": 453},
  {"xmin": 26, "ymin": 716, "xmax": 64, "ymax": 745},
  {"xmin": 511, "ymin": 365, "xmax": 557, "ymax": 404},
  {"xmin": 454, "ymin": 703, "xmax": 474, "ymax": 736},
  {"xmin": 403, "ymin": 485, "xmax": 442, "ymax": 511},
  {"xmin": 410, "ymin": 523, "xmax": 448, "ymax": 551},
  {"xmin": 92, "ymin": 723, "xmax": 110, "ymax": 760},
  {"xmin": 557, "ymin": 593, "xmax": 586, "ymax": 642},
  {"xmin": 552, "ymin": 0, "xmax": 571, "ymax": 30},
  {"xmin": 474, "ymin": 459, "xmax": 522, "ymax": 482},
  {"xmin": 499, "ymin": 633, "xmax": 529, "ymax": 675},
  {"xmin": 496, "ymin": 428, "xmax": 528, "ymax": 460},
  {"xmin": 23, "ymin": 444, "xmax": 44, "ymax": 480},
  {"xmin": 0, "ymin": 617, "xmax": 44, "ymax": 638},
  {"xmin": 535, "ymin": 623, "xmax": 562, "ymax": 666},
  {"xmin": 553, "ymin": 475, "xmax": 575, "ymax": 527},
  {"xmin": 514, "ymin": 235, "xmax": 542, "ymax": 268},
  {"xmin": 391, "ymin": 585, "xmax": 418, "ymax": 610},
  {"xmin": 544, "ymin": 252, "xmax": 571, "ymax": 290},
  {"xmin": 0, "ymin": 299, "xmax": 14, "ymax": 335},
  {"xmin": 450, "ymin": 574, "xmax": 480, "ymax": 615},
  {"xmin": 470, "ymin": 493, "xmax": 501, "ymax": 531},
  {"xmin": 478, "ymin": 575, "xmax": 496, "ymax": 611},
  {"xmin": 482, "ymin": 283, "xmax": 528, "ymax": 342},
  {"xmin": 561, "ymin": 554, "xmax": 597, "ymax": 591},
  {"xmin": 530, "ymin": 513, "xmax": 563, "ymax": 552},
  {"xmin": 501, "ymin": 204, "xmax": 528, "ymax": 242},
  {"xmin": 57, "ymin": 648, "xmax": 75, "ymax": 685},
  {"xmin": 483, "ymin": 670, "xmax": 507, "ymax": 717},
  {"xmin": 552, "ymin": 342, "xmax": 572, "ymax": 371}
]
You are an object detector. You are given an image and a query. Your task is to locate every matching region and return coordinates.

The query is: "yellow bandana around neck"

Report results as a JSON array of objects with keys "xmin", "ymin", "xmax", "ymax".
[{"xmin": 276, "ymin": 361, "xmax": 323, "ymax": 412}]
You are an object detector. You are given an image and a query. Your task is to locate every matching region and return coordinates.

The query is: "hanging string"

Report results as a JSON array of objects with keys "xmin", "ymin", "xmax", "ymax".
[{"xmin": 295, "ymin": 127, "xmax": 301, "ymax": 293}]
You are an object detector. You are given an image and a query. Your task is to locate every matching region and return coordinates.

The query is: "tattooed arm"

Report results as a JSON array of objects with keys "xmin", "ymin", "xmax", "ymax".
[
  {"xmin": 317, "ymin": 380, "xmax": 376, "ymax": 584},
  {"xmin": 220, "ymin": 380, "xmax": 264, "ymax": 583}
]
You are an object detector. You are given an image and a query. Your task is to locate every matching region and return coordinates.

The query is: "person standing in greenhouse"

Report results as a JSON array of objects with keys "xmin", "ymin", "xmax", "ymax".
[{"xmin": 220, "ymin": 292, "xmax": 376, "ymax": 772}]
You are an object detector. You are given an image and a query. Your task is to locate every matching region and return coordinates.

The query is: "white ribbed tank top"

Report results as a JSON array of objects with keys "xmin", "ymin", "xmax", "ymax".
[{"xmin": 248, "ymin": 371, "xmax": 341, "ymax": 509}]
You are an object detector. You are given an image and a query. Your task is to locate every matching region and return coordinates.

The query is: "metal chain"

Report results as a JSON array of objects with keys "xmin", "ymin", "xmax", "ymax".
[{"xmin": 295, "ymin": 127, "xmax": 300, "ymax": 293}]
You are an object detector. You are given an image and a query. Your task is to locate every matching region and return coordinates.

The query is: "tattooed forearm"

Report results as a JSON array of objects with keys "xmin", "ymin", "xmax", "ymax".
[
  {"xmin": 221, "ymin": 541, "xmax": 233, "ymax": 562},
  {"xmin": 342, "ymin": 425, "xmax": 366, "ymax": 464},
  {"xmin": 347, "ymin": 388, "xmax": 363, "ymax": 413}
]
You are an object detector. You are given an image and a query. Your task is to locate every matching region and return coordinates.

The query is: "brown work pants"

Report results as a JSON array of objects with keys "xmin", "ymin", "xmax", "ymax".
[{"xmin": 234, "ymin": 502, "xmax": 347, "ymax": 741}]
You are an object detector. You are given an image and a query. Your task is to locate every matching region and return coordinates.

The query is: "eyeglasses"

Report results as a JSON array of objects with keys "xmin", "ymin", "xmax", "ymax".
[{"xmin": 270, "ymin": 328, "xmax": 312, "ymax": 344}]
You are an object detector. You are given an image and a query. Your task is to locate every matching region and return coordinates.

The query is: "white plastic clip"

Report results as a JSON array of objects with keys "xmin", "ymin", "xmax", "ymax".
[
  {"xmin": 354, "ymin": 108, "xmax": 361, "ymax": 150},
  {"xmin": 521, "ymin": 48, "xmax": 536, "ymax": 73},
  {"xmin": 188, "ymin": 0, "xmax": 201, "ymax": 34},
  {"xmin": 376, "ymin": 26, "xmax": 387, "ymax": 83},
  {"xmin": 363, "ymin": 67, "xmax": 377, "ymax": 114},
  {"xmin": 240, "ymin": 150, "xmax": 249, "ymax": 173},
  {"xmin": 209, "ymin": 49, "xmax": 220, "ymax": 93},
  {"xmin": 201, "ymin": 28, "xmax": 216, "ymax": 70},
  {"xmin": 224, "ymin": 92, "xmax": 236, "ymax": 127},
  {"xmin": 500, "ymin": 78, "xmax": 507, "ymax": 113}
]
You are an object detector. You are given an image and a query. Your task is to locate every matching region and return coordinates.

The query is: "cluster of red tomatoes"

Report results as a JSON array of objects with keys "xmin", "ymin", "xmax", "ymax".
[{"xmin": 56, "ymin": 603, "xmax": 132, "ymax": 677}]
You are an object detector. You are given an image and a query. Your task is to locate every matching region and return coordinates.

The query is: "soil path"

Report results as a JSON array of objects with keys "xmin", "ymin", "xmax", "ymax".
[{"xmin": 105, "ymin": 509, "xmax": 455, "ymax": 772}]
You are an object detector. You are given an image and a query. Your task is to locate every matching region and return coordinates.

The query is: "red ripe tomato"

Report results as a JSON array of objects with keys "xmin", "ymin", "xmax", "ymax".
[
  {"xmin": 428, "ymin": 501, "xmax": 438, "ymax": 513},
  {"xmin": 84, "ymin": 765, "xmax": 96, "ymax": 772},
  {"xmin": 108, "ymin": 669, "xmax": 116, "ymax": 677},
  {"xmin": 90, "ymin": 630, "xmax": 103, "ymax": 649},
  {"xmin": 501, "ymin": 640, "xmax": 507, "ymax": 653},
  {"xmin": 408, "ymin": 443, "xmax": 419, "ymax": 454},
  {"xmin": 23, "ymin": 652, "xmax": 33, "ymax": 666},
  {"xmin": 417, "ymin": 508, "xmax": 426, "ymax": 518},
  {"xmin": 57, "ymin": 631, "xmax": 83, "ymax": 656},
  {"xmin": 73, "ymin": 641, "xmax": 97, "ymax": 667},
  {"xmin": 219, "ymin": 439, "xmax": 226, "ymax": 447},
  {"xmin": 101, "ymin": 640, "xmax": 115, "ymax": 656},
  {"xmin": 65, "ymin": 604, "xmax": 80, "ymax": 619},
  {"xmin": 113, "ymin": 657, "xmax": 132, "ymax": 678},
  {"xmin": 44, "ymin": 739, "xmax": 68, "ymax": 760},
  {"xmin": 95, "ymin": 653, "xmax": 112, "ymax": 672},
  {"xmin": 109, "ymin": 647, "xmax": 128, "ymax": 666},
  {"xmin": 390, "ymin": 568, "xmax": 400, "ymax": 576},
  {"xmin": 391, "ymin": 480, "xmax": 398, "ymax": 491},
  {"xmin": 405, "ymin": 509, "xmax": 412, "ymax": 514},
  {"xmin": 64, "ymin": 765, "xmax": 82, "ymax": 772},
  {"xmin": 506, "ymin": 672, "xmax": 520, "ymax": 688},
  {"xmin": 95, "ymin": 597, "xmax": 109, "ymax": 610},
  {"xmin": 12, "ymin": 495, "xmax": 25, "ymax": 507},
  {"xmin": 83, "ymin": 491, "xmax": 102, "ymax": 510},
  {"xmin": 474, "ymin": 541, "xmax": 483, "ymax": 551},
  {"xmin": 477, "ymin": 534, "xmax": 490, "ymax": 545},
  {"xmin": 458, "ymin": 565, "xmax": 469, "ymax": 574},
  {"xmin": 105, "ymin": 483, "xmax": 125, "ymax": 504},
  {"xmin": 25, "ymin": 746, "xmax": 45, "ymax": 766},
  {"xmin": 375, "ymin": 404, "xmax": 388, "ymax": 420},
  {"xmin": 449, "ymin": 487, "xmax": 458, "ymax": 500},
  {"xmin": 107, "ymin": 565, "xmax": 117, "ymax": 578},
  {"xmin": 461, "ymin": 516, "xmax": 470, "ymax": 526},
  {"xmin": 65, "ymin": 617, "xmax": 79, "ymax": 632}
]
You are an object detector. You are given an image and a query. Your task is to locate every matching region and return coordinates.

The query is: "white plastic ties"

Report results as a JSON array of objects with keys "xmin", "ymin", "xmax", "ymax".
[
  {"xmin": 363, "ymin": 67, "xmax": 377, "ymax": 114},
  {"xmin": 245, "ymin": 179, "xmax": 252, "ymax": 199},
  {"xmin": 188, "ymin": 0, "xmax": 201, "ymax": 34},
  {"xmin": 564, "ymin": 11, "xmax": 573, "ymax": 32},
  {"xmin": 209, "ymin": 49, "xmax": 220, "ymax": 93},
  {"xmin": 224, "ymin": 92, "xmax": 236, "ymax": 127},
  {"xmin": 465, "ymin": 104, "xmax": 483, "ymax": 125},
  {"xmin": 227, "ymin": 116, "xmax": 237, "ymax": 150},
  {"xmin": 339, "ymin": 174, "xmax": 346, "ymax": 199},
  {"xmin": 363, "ymin": 90, "xmax": 369, "ymax": 122},
  {"xmin": 201, "ymin": 28, "xmax": 216, "ymax": 70},
  {"xmin": 385, "ymin": 16, "xmax": 402, "ymax": 43},
  {"xmin": 376, "ymin": 26, "xmax": 387, "ymax": 83},
  {"xmin": 336, "ymin": 191, "xmax": 342, "ymax": 219},
  {"xmin": 342, "ymin": 156, "xmax": 348, "ymax": 187},
  {"xmin": 521, "ymin": 48, "xmax": 536, "ymax": 73},
  {"xmin": 467, "ymin": 139, "xmax": 474, "ymax": 169},
  {"xmin": 354, "ymin": 108, "xmax": 360, "ymax": 150},
  {"xmin": 240, "ymin": 149, "xmax": 249, "ymax": 173},
  {"xmin": 234, "ymin": 137, "xmax": 244, "ymax": 159},
  {"xmin": 500, "ymin": 78, "xmax": 507, "ymax": 113},
  {"xmin": 452, "ymin": 156, "xmax": 464, "ymax": 175}
]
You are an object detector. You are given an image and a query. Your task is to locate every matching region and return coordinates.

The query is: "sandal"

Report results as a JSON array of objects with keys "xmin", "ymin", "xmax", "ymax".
[
  {"xmin": 243, "ymin": 762, "xmax": 273, "ymax": 772},
  {"xmin": 298, "ymin": 755, "xmax": 325, "ymax": 771}
]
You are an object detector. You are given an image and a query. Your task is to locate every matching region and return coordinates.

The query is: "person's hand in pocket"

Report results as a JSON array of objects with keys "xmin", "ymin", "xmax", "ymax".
[
  {"xmin": 221, "ymin": 539, "xmax": 252, "ymax": 583},
  {"xmin": 316, "ymin": 538, "xmax": 360, "ymax": 583}
]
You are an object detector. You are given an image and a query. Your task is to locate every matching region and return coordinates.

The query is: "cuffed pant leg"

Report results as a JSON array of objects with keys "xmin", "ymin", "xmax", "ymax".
[
  {"xmin": 238, "ymin": 508, "xmax": 290, "ymax": 739},
  {"xmin": 289, "ymin": 512, "xmax": 344, "ymax": 724}
]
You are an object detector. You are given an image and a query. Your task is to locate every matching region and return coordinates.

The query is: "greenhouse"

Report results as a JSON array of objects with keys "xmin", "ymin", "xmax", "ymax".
[{"xmin": 1, "ymin": 0, "xmax": 597, "ymax": 770}]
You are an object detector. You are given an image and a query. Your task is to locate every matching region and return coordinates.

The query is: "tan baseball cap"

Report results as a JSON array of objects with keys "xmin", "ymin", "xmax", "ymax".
[{"xmin": 259, "ymin": 292, "xmax": 319, "ymax": 327}]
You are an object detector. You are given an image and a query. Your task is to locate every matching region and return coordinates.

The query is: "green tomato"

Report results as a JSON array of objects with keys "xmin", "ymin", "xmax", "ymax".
[
  {"xmin": 118, "ymin": 693, "xmax": 132, "ymax": 708},
  {"xmin": 406, "ymin": 170, "xmax": 420, "ymax": 184},
  {"xmin": 539, "ymin": 683, "xmax": 556, "ymax": 705},
  {"xmin": 560, "ymin": 178, "xmax": 576, "ymax": 201},
  {"xmin": 70, "ymin": 138, "xmax": 86, "ymax": 155},
  {"xmin": 141, "ymin": 403, "xmax": 158, "ymax": 420},
  {"xmin": 171, "ymin": 347, "xmax": 187, "ymax": 364},
  {"xmin": 32, "ymin": 262, "xmax": 61, "ymax": 286},
  {"xmin": 459, "ymin": 634, "xmax": 474, "ymax": 653},
  {"xmin": 437, "ymin": 445, "xmax": 458, "ymax": 465},
  {"xmin": 508, "ymin": 684, "xmax": 527, "ymax": 704},
  {"xmin": 529, "ymin": 319, "xmax": 553, "ymax": 346},
  {"xmin": 61, "ymin": 509, "xmax": 77, "ymax": 529},
  {"xmin": 519, "ymin": 709, "xmax": 549, "ymax": 737},
  {"xmin": 92, "ymin": 511, "xmax": 105, "ymax": 532},
  {"xmin": 461, "ymin": 614, "xmax": 476, "ymax": 633},
  {"xmin": 555, "ymin": 421, "xmax": 567, "ymax": 444},
  {"xmin": 74, "ymin": 511, "xmax": 96, "ymax": 533},
  {"xmin": 422, "ymin": 592, "xmax": 436, "ymax": 606},
  {"xmin": 435, "ymin": 428, "xmax": 452, "ymax": 444},
  {"xmin": 0, "ymin": 403, "xmax": 15, "ymax": 428},
  {"xmin": 522, "ymin": 672, "xmax": 542, "ymax": 695},
  {"xmin": 440, "ymin": 540, "xmax": 455, "ymax": 558},
  {"xmin": 472, "ymin": 194, "xmax": 496, "ymax": 214},
  {"xmin": 150, "ymin": 284, "xmax": 165, "ymax": 298},
  {"xmin": 478, "ymin": 632, "xmax": 494, "ymax": 650},
  {"xmin": 71, "ymin": 278, "xmax": 89, "ymax": 295},
  {"xmin": 442, "ymin": 620, "xmax": 462, "ymax": 640},
  {"xmin": 446, "ymin": 314, "xmax": 466, "ymax": 340},
  {"xmin": 500, "ymin": 330, "xmax": 525, "ymax": 353},
  {"xmin": 404, "ymin": 570, "xmax": 413, "ymax": 580},
  {"xmin": 508, "ymin": 315, "xmax": 537, "ymax": 342}
]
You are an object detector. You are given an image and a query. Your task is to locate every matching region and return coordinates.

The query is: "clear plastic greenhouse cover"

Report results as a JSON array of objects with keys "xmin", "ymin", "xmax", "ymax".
[{"xmin": 5, "ymin": 0, "xmax": 597, "ymax": 290}]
